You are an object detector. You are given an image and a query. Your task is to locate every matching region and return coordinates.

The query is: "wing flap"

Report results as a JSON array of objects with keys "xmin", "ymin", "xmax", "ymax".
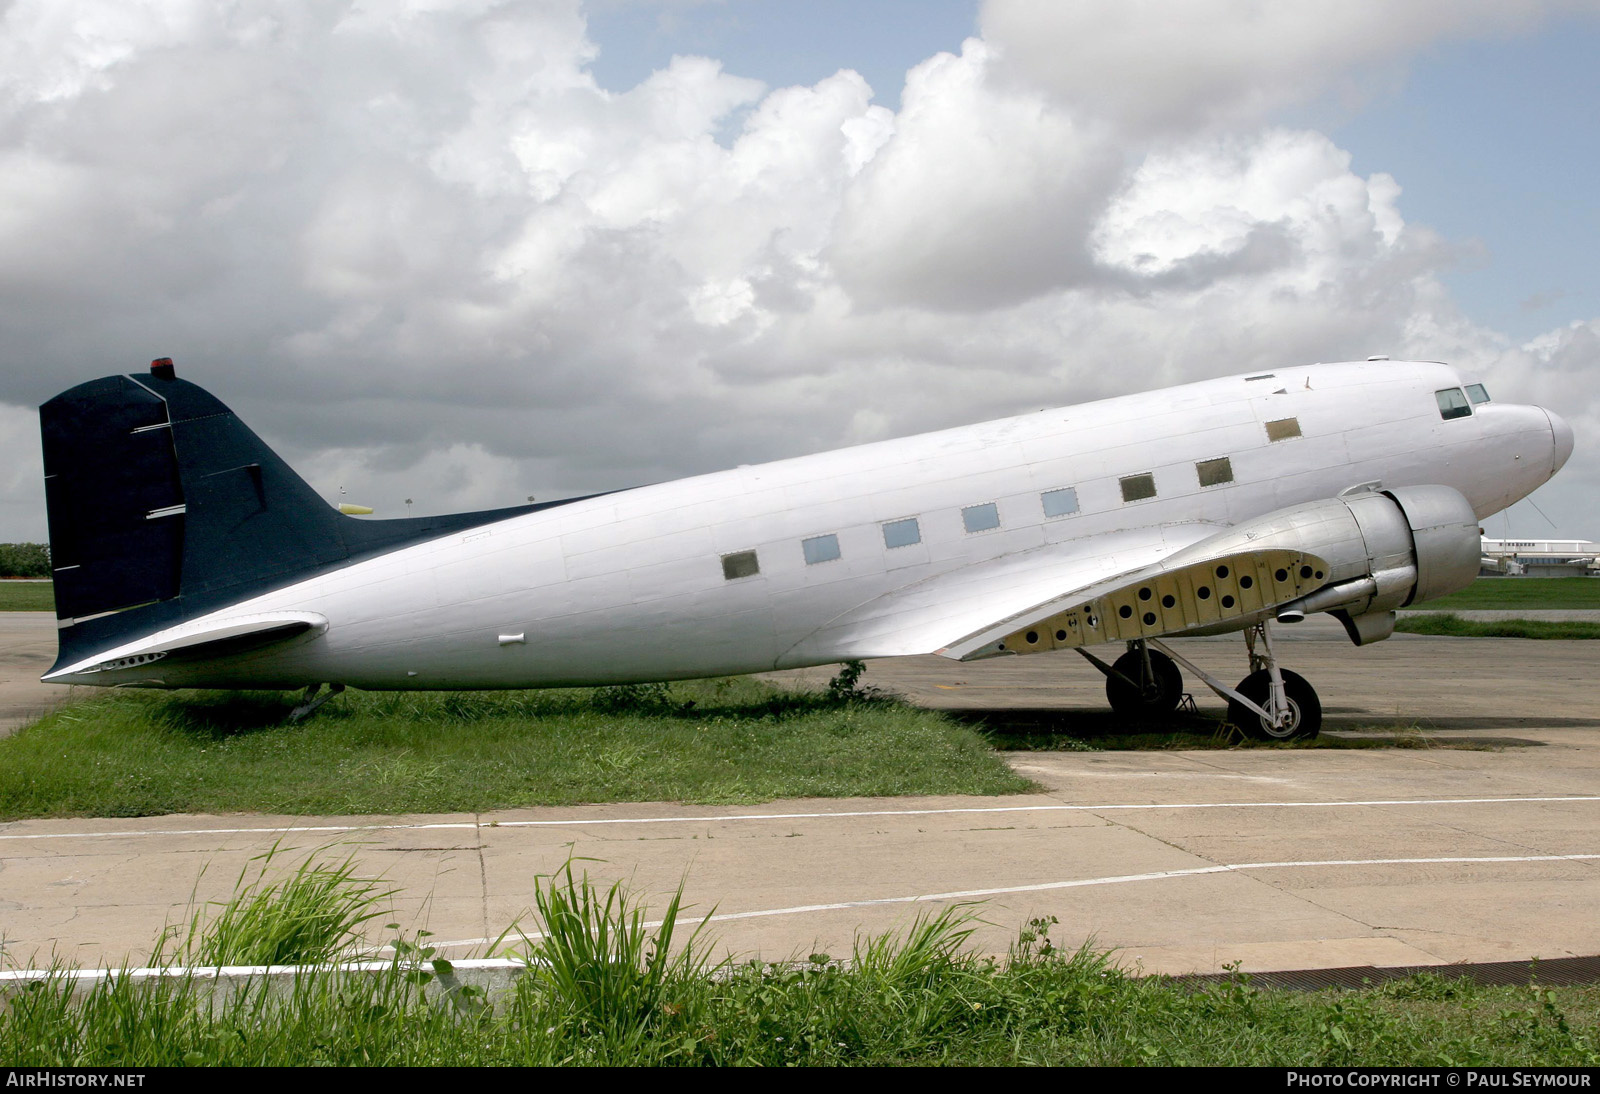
[{"xmin": 948, "ymin": 548, "xmax": 1329, "ymax": 660}]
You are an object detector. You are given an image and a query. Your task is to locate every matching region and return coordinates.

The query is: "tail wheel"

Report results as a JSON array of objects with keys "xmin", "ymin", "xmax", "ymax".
[
  {"xmin": 1106, "ymin": 649, "xmax": 1183, "ymax": 719},
  {"xmin": 1228, "ymin": 668, "xmax": 1321, "ymax": 741}
]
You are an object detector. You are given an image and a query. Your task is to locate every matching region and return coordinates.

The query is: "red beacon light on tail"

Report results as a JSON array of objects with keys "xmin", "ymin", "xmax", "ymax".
[{"xmin": 150, "ymin": 358, "xmax": 175, "ymax": 380}]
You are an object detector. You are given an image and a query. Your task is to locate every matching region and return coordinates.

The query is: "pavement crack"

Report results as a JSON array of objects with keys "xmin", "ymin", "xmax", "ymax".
[
  {"xmin": 474, "ymin": 814, "xmax": 489, "ymax": 944},
  {"xmin": 1086, "ymin": 809, "xmax": 1389, "ymax": 935}
]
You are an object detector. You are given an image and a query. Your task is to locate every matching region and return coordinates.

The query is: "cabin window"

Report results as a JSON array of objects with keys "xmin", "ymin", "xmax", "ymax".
[
  {"xmin": 1041, "ymin": 487, "xmax": 1079, "ymax": 518},
  {"xmin": 802, "ymin": 534, "xmax": 841, "ymax": 565},
  {"xmin": 882, "ymin": 517, "xmax": 921, "ymax": 548},
  {"xmin": 1435, "ymin": 388, "xmax": 1472, "ymax": 420},
  {"xmin": 1465, "ymin": 383, "xmax": 1491, "ymax": 405},
  {"xmin": 721, "ymin": 550, "xmax": 760, "ymax": 580},
  {"xmin": 1119, "ymin": 473, "xmax": 1157, "ymax": 503},
  {"xmin": 1265, "ymin": 417, "xmax": 1302, "ymax": 442},
  {"xmin": 962, "ymin": 502, "xmax": 1001, "ymax": 533},
  {"xmin": 1196, "ymin": 457, "xmax": 1233, "ymax": 487}
]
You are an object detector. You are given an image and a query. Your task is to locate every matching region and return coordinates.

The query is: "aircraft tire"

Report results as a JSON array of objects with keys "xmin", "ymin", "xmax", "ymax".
[
  {"xmin": 1106, "ymin": 649, "xmax": 1183, "ymax": 720},
  {"xmin": 1229, "ymin": 669, "xmax": 1321, "ymax": 741}
]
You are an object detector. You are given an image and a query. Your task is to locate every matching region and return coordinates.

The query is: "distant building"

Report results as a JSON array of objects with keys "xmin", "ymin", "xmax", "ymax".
[{"xmin": 1480, "ymin": 538, "xmax": 1599, "ymax": 577}]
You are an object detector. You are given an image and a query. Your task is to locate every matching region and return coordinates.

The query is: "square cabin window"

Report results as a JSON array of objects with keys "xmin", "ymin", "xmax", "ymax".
[
  {"xmin": 962, "ymin": 502, "xmax": 1000, "ymax": 533},
  {"xmin": 1466, "ymin": 383, "xmax": 1491, "ymax": 405},
  {"xmin": 1119, "ymin": 473, "xmax": 1157, "ymax": 503},
  {"xmin": 882, "ymin": 517, "xmax": 921, "ymax": 549},
  {"xmin": 1435, "ymin": 388, "xmax": 1472, "ymax": 420},
  {"xmin": 802, "ymin": 533, "xmax": 841, "ymax": 565},
  {"xmin": 1265, "ymin": 417, "xmax": 1302, "ymax": 442},
  {"xmin": 1041, "ymin": 487, "xmax": 1079, "ymax": 518},
  {"xmin": 1196, "ymin": 457, "xmax": 1233, "ymax": 487},
  {"xmin": 721, "ymin": 550, "xmax": 760, "ymax": 580}
]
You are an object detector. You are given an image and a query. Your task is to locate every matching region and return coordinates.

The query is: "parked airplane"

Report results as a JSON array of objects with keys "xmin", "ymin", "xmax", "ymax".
[{"xmin": 39, "ymin": 357, "xmax": 1572, "ymax": 738}]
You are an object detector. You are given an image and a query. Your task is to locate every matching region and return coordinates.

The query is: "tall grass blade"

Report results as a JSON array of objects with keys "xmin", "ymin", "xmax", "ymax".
[
  {"xmin": 182, "ymin": 840, "xmax": 395, "ymax": 967},
  {"xmin": 521, "ymin": 860, "xmax": 717, "ymax": 1051}
]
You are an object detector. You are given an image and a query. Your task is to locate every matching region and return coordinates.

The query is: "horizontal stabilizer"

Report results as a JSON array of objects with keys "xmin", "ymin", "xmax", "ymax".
[{"xmin": 44, "ymin": 612, "xmax": 328, "ymax": 681}]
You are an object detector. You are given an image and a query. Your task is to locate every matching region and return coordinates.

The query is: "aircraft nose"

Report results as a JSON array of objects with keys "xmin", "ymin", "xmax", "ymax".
[{"xmin": 1546, "ymin": 408, "xmax": 1574, "ymax": 475}]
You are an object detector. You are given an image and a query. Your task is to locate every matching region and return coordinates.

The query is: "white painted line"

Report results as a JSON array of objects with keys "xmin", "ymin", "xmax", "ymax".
[
  {"xmin": 415, "ymin": 852, "xmax": 1600, "ymax": 953},
  {"xmin": 0, "ymin": 957, "xmax": 528, "ymax": 985},
  {"xmin": 3, "ymin": 795, "xmax": 1598, "ymax": 842},
  {"xmin": 709, "ymin": 853, "xmax": 1600, "ymax": 917},
  {"xmin": 0, "ymin": 820, "xmax": 481, "ymax": 842}
]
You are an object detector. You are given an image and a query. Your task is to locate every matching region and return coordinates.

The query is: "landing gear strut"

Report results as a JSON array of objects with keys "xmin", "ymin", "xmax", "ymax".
[
  {"xmin": 289, "ymin": 682, "xmax": 345, "ymax": 723},
  {"xmin": 1141, "ymin": 621, "xmax": 1322, "ymax": 740},
  {"xmin": 1227, "ymin": 622, "xmax": 1321, "ymax": 740}
]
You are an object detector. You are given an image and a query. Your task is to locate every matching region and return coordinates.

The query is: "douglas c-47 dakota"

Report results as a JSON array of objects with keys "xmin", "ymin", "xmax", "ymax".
[{"xmin": 38, "ymin": 357, "xmax": 1573, "ymax": 737}]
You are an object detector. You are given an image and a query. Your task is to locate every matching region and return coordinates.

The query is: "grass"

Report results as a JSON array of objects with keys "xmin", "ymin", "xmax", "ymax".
[
  {"xmin": 175, "ymin": 842, "xmax": 396, "ymax": 967},
  {"xmin": 518, "ymin": 861, "xmax": 720, "ymax": 1053},
  {"xmin": 3, "ymin": 858, "xmax": 1598, "ymax": 1066},
  {"xmin": 1417, "ymin": 576, "xmax": 1600, "ymax": 611},
  {"xmin": 0, "ymin": 678, "xmax": 1031, "ymax": 819},
  {"xmin": 1395, "ymin": 613, "xmax": 1600, "ymax": 639},
  {"xmin": 0, "ymin": 581, "xmax": 53, "ymax": 611}
]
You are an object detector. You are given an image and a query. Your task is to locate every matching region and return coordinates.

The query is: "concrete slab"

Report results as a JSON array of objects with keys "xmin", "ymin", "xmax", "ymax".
[{"xmin": 0, "ymin": 612, "xmax": 74, "ymax": 736}]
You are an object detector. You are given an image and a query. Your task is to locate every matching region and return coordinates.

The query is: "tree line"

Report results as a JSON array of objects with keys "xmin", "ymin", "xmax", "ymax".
[{"xmin": 0, "ymin": 543, "xmax": 50, "ymax": 578}]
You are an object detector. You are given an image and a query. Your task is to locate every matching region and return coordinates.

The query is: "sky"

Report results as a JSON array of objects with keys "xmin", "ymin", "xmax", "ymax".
[{"xmin": 1, "ymin": 0, "xmax": 1596, "ymax": 545}]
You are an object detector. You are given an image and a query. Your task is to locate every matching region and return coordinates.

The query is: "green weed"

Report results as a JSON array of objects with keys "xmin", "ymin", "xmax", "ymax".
[
  {"xmin": 176, "ymin": 842, "xmax": 395, "ymax": 967},
  {"xmin": 515, "ymin": 861, "xmax": 717, "ymax": 1056}
]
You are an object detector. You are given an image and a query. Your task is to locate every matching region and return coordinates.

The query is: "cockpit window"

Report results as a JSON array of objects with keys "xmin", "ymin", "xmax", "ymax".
[
  {"xmin": 1465, "ymin": 383, "xmax": 1491, "ymax": 405},
  {"xmin": 1435, "ymin": 388, "xmax": 1472, "ymax": 420}
]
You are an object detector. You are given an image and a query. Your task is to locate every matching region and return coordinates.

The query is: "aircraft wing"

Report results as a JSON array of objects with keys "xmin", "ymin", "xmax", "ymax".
[
  {"xmin": 781, "ymin": 522, "xmax": 1331, "ymax": 665},
  {"xmin": 936, "ymin": 540, "xmax": 1329, "ymax": 661},
  {"xmin": 778, "ymin": 523, "xmax": 1228, "ymax": 663}
]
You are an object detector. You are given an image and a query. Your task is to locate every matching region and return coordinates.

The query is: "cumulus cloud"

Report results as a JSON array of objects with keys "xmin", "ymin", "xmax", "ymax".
[
  {"xmin": 829, "ymin": 37, "xmax": 1120, "ymax": 310},
  {"xmin": 0, "ymin": 0, "xmax": 1593, "ymax": 544},
  {"xmin": 1092, "ymin": 131, "xmax": 1404, "ymax": 283}
]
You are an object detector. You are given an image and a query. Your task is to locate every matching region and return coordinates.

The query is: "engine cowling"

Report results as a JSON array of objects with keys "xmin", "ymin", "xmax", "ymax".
[{"xmin": 1163, "ymin": 485, "xmax": 1480, "ymax": 645}]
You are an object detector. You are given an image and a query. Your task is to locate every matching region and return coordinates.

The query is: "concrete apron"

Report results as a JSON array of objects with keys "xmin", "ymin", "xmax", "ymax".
[{"xmin": 2, "ymin": 617, "xmax": 1599, "ymax": 978}]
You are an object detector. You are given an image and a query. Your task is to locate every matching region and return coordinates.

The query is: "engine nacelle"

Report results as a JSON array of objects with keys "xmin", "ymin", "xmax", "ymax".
[
  {"xmin": 1165, "ymin": 485, "xmax": 1480, "ymax": 645},
  {"xmin": 1387, "ymin": 485, "xmax": 1485, "ymax": 604}
]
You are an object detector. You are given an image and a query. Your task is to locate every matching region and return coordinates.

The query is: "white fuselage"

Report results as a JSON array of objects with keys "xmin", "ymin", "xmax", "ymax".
[{"xmin": 55, "ymin": 361, "xmax": 1566, "ymax": 688}]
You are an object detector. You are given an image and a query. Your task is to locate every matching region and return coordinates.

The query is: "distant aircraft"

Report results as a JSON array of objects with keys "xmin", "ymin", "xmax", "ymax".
[{"xmin": 38, "ymin": 357, "xmax": 1572, "ymax": 739}]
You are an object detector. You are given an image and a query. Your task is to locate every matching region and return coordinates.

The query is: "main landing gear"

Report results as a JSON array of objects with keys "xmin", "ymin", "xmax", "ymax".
[
  {"xmin": 289, "ymin": 682, "xmax": 345, "ymax": 723},
  {"xmin": 1078, "ymin": 622, "xmax": 1322, "ymax": 740},
  {"xmin": 1097, "ymin": 643, "xmax": 1184, "ymax": 718},
  {"xmin": 1223, "ymin": 623, "xmax": 1321, "ymax": 740}
]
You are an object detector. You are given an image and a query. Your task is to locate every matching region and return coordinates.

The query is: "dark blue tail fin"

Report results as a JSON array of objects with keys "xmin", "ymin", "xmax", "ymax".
[{"xmin": 41, "ymin": 361, "xmax": 546, "ymax": 674}]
